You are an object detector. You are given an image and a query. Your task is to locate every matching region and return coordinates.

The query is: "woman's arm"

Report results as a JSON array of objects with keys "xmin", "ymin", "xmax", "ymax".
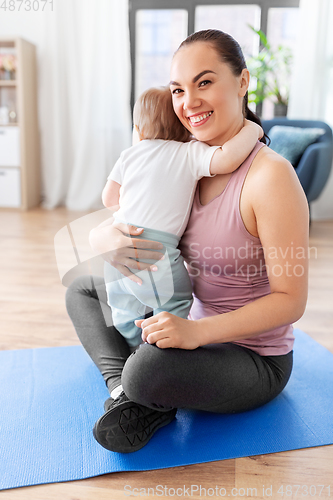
[
  {"xmin": 209, "ymin": 119, "xmax": 263, "ymax": 175},
  {"xmin": 137, "ymin": 151, "xmax": 309, "ymax": 349}
]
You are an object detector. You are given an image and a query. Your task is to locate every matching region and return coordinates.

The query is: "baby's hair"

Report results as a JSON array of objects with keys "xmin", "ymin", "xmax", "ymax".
[{"xmin": 133, "ymin": 86, "xmax": 192, "ymax": 143}]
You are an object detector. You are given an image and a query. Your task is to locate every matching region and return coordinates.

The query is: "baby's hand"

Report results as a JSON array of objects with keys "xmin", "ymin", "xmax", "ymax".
[{"xmin": 244, "ymin": 118, "xmax": 264, "ymax": 140}]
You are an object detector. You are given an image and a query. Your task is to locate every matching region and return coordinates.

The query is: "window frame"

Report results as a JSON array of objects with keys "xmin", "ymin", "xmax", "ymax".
[{"xmin": 129, "ymin": 0, "xmax": 300, "ymax": 109}]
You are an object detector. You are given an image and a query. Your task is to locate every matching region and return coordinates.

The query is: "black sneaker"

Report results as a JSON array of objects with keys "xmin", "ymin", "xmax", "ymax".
[
  {"xmin": 93, "ymin": 391, "xmax": 177, "ymax": 453},
  {"xmin": 103, "ymin": 397, "xmax": 113, "ymax": 412}
]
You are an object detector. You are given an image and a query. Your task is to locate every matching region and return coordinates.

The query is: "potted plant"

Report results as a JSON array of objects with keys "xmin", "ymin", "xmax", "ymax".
[
  {"xmin": 246, "ymin": 26, "xmax": 293, "ymax": 117},
  {"xmin": 0, "ymin": 53, "xmax": 17, "ymax": 80}
]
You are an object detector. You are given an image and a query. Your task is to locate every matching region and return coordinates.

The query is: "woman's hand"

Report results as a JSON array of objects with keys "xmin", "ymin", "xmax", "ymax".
[
  {"xmin": 89, "ymin": 219, "xmax": 164, "ymax": 285},
  {"xmin": 135, "ymin": 312, "xmax": 201, "ymax": 350}
]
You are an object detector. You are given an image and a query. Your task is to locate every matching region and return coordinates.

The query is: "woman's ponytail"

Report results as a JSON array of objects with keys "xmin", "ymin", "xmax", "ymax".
[{"xmin": 243, "ymin": 92, "xmax": 270, "ymax": 145}]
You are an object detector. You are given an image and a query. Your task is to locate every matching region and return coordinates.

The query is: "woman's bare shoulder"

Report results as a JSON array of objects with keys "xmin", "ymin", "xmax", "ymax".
[
  {"xmin": 246, "ymin": 144, "xmax": 308, "ymax": 215},
  {"xmin": 248, "ymin": 144, "xmax": 301, "ymax": 191},
  {"xmin": 252, "ymin": 144, "xmax": 292, "ymax": 171}
]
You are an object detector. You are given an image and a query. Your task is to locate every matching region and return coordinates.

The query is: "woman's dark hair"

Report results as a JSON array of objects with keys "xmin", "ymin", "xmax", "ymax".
[{"xmin": 176, "ymin": 29, "xmax": 270, "ymax": 145}]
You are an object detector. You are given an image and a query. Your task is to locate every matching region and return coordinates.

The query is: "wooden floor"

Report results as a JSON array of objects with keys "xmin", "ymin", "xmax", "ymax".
[{"xmin": 0, "ymin": 207, "xmax": 332, "ymax": 499}]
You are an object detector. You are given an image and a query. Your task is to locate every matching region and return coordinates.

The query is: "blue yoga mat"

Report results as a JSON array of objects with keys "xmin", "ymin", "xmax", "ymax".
[{"xmin": 1, "ymin": 329, "xmax": 333, "ymax": 491}]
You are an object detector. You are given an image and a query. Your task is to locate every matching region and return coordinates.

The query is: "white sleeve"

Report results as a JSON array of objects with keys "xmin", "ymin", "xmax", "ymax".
[
  {"xmin": 107, "ymin": 156, "xmax": 123, "ymax": 184},
  {"xmin": 186, "ymin": 140, "xmax": 221, "ymax": 179}
]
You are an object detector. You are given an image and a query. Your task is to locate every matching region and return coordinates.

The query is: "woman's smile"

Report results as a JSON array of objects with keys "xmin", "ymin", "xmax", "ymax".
[{"xmin": 187, "ymin": 111, "xmax": 213, "ymax": 127}]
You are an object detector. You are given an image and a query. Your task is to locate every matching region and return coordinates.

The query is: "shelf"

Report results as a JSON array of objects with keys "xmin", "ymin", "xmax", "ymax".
[
  {"xmin": 0, "ymin": 81, "xmax": 17, "ymax": 86},
  {"xmin": 0, "ymin": 38, "xmax": 40, "ymax": 210},
  {"xmin": 0, "ymin": 40, "xmax": 16, "ymax": 47}
]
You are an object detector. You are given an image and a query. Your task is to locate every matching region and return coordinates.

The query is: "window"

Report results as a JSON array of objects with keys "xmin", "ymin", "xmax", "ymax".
[
  {"xmin": 135, "ymin": 9, "xmax": 188, "ymax": 99},
  {"xmin": 262, "ymin": 7, "xmax": 300, "ymax": 118},
  {"xmin": 129, "ymin": 1, "xmax": 300, "ymax": 117},
  {"xmin": 195, "ymin": 5, "xmax": 261, "ymax": 58}
]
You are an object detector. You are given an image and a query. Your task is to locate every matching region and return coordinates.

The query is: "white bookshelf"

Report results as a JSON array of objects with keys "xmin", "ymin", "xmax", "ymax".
[{"xmin": 0, "ymin": 37, "xmax": 40, "ymax": 210}]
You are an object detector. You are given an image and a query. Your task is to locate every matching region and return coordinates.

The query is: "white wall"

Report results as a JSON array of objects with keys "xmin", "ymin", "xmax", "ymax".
[
  {"xmin": 310, "ymin": 171, "xmax": 333, "ymax": 220},
  {"xmin": 0, "ymin": 10, "xmax": 43, "ymax": 38},
  {"xmin": 0, "ymin": 10, "xmax": 46, "ymax": 62}
]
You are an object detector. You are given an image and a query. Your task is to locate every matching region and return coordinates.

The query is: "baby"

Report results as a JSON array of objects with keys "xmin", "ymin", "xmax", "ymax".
[{"xmin": 103, "ymin": 86, "xmax": 263, "ymax": 351}]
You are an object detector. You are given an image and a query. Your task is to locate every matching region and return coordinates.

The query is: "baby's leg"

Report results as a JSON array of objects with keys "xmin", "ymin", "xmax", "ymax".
[
  {"xmin": 120, "ymin": 227, "xmax": 193, "ymax": 318},
  {"xmin": 104, "ymin": 262, "xmax": 146, "ymax": 348},
  {"xmin": 153, "ymin": 249, "xmax": 193, "ymax": 319}
]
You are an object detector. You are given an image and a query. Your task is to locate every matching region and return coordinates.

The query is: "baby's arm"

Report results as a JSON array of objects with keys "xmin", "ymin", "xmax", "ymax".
[
  {"xmin": 210, "ymin": 119, "xmax": 263, "ymax": 175},
  {"xmin": 102, "ymin": 179, "xmax": 121, "ymax": 209}
]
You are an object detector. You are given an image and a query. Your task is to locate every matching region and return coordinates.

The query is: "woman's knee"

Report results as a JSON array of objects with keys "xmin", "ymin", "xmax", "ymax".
[
  {"xmin": 121, "ymin": 344, "xmax": 173, "ymax": 410},
  {"xmin": 65, "ymin": 275, "xmax": 97, "ymax": 316},
  {"xmin": 65, "ymin": 276, "xmax": 84, "ymax": 304},
  {"xmin": 65, "ymin": 274, "xmax": 101, "ymax": 303}
]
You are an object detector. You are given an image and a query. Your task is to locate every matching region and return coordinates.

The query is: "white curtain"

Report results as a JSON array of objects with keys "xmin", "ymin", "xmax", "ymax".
[
  {"xmin": 39, "ymin": 0, "xmax": 132, "ymax": 210},
  {"xmin": 288, "ymin": 0, "xmax": 333, "ymax": 219}
]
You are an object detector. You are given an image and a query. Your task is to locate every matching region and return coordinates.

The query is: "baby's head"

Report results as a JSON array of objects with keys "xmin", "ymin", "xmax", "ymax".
[{"xmin": 133, "ymin": 86, "xmax": 192, "ymax": 143}]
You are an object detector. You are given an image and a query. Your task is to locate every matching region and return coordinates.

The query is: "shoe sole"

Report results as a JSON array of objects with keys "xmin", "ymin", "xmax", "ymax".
[{"xmin": 93, "ymin": 401, "xmax": 177, "ymax": 453}]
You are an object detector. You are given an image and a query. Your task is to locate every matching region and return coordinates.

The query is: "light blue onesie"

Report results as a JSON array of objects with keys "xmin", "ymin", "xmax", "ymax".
[{"xmin": 104, "ymin": 224, "xmax": 193, "ymax": 347}]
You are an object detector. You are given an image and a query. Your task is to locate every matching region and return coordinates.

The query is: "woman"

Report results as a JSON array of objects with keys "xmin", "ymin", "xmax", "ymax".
[{"xmin": 66, "ymin": 30, "xmax": 309, "ymax": 453}]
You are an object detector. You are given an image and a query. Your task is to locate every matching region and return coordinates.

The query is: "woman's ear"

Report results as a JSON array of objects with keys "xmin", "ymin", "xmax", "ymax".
[{"xmin": 238, "ymin": 68, "xmax": 250, "ymax": 97}]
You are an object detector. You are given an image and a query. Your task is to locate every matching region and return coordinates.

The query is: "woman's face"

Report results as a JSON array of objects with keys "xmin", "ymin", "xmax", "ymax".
[{"xmin": 170, "ymin": 42, "xmax": 249, "ymax": 146}]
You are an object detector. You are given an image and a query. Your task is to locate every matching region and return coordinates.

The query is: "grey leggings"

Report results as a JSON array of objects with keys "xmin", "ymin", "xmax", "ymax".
[{"xmin": 65, "ymin": 275, "xmax": 293, "ymax": 414}]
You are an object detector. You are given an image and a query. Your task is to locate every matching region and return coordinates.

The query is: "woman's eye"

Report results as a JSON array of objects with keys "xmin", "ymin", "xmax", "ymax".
[
  {"xmin": 199, "ymin": 80, "xmax": 211, "ymax": 88},
  {"xmin": 171, "ymin": 88, "xmax": 183, "ymax": 95}
]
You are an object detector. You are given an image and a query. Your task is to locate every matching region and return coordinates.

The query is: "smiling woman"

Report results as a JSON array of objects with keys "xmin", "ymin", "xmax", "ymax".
[
  {"xmin": 66, "ymin": 29, "xmax": 309, "ymax": 455},
  {"xmin": 171, "ymin": 61, "xmax": 244, "ymax": 144},
  {"xmin": 170, "ymin": 30, "xmax": 267, "ymax": 146}
]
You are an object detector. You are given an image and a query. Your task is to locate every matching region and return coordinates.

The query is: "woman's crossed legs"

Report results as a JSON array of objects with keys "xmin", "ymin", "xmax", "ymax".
[{"xmin": 65, "ymin": 275, "xmax": 293, "ymax": 449}]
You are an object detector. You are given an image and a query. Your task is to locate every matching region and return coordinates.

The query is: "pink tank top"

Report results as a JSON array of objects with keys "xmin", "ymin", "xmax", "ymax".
[{"xmin": 180, "ymin": 141, "xmax": 295, "ymax": 356}]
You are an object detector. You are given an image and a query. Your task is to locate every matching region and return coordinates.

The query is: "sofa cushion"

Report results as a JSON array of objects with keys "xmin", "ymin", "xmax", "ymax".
[{"xmin": 269, "ymin": 125, "xmax": 325, "ymax": 166}]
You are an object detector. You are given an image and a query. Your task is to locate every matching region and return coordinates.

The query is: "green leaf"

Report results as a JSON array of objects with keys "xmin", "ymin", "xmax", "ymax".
[
  {"xmin": 248, "ymin": 24, "xmax": 270, "ymax": 50},
  {"xmin": 247, "ymin": 23, "xmax": 293, "ymax": 106}
]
